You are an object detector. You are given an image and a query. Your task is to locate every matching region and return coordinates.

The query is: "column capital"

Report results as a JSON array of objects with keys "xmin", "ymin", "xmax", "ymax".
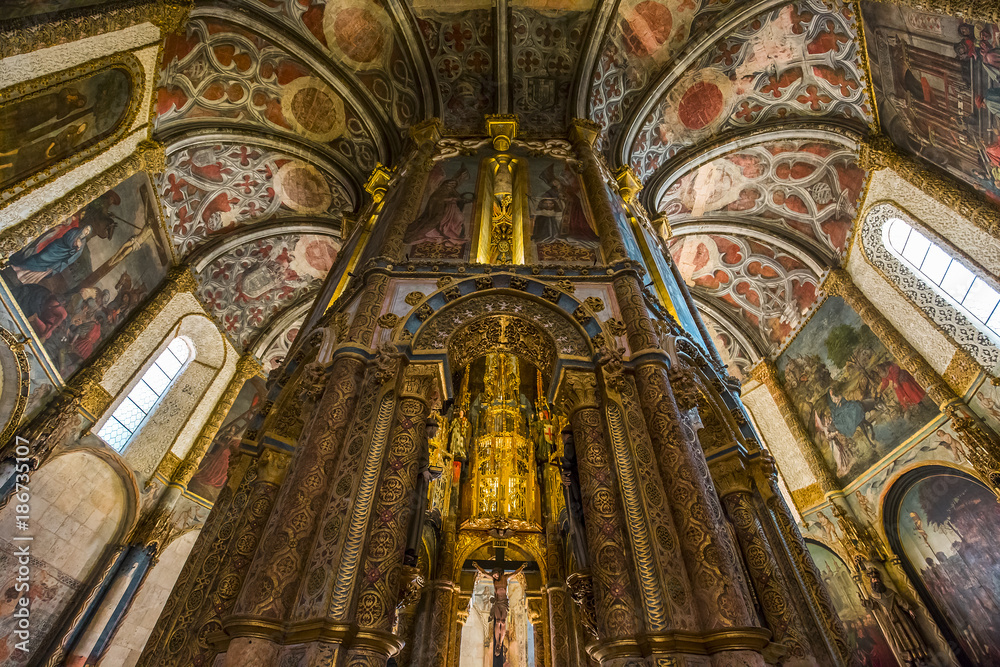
[
  {"xmin": 557, "ymin": 370, "xmax": 599, "ymax": 416},
  {"xmin": 235, "ymin": 352, "xmax": 264, "ymax": 381},
  {"xmin": 569, "ymin": 118, "xmax": 602, "ymax": 146},
  {"xmin": 486, "ymin": 114, "xmax": 519, "ymax": 151},
  {"xmin": 152, "ymin": 0, "xmax": 194, "ymax": 35},
  {"xmin": 749, "ymin": 359, "xmax": 779, "ymax": 387},
  {"xmin": 364, "ymin": 163, "xmax": 395, "ymax": 203},
  {"xmin": 614, "ymin": 165, "xmax": 643, "ymax": 204},
  {"xmin": 821, "ymin": 267, "xmax": 852, "ymax": 298},
  {"xmin": 409, "ymin": 117, "xmax": 443, "ymax": 145}
]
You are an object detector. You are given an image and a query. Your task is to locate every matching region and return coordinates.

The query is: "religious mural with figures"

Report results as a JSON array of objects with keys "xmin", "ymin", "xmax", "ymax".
[
  {"xmin": 862, "ymin": 4, "xmax": 1000, "ymax": 205},
  {"xmin": 196, "ymin": 233, "xmax": 338, "ymax": 348},
  {"xmin": 156, "ymin": 18, "xmax": 378, "ymax": 179},
  {"xmin": 777, "ymin": 296, "xmax": 938, "ymax": 484},
  {"xmin": 161, "ymin": 143, "xmax": 352, "ymax": 256},
  {"xmin": 893, "ymin": 472, "xmax": 1000, "ymax": 663},
  {"xmin": 403, "ymin": 156, "xmax": 479, "ymax": 261},
  {"xmin": 807, "ymin": 542, "xmax": 899, "ymax": 666},
  {"xmin": 0, "ymin": 66, "xmax": 133, "ymax": 192},
  {"xmin": 187, "ymin": 377, "xmax": 266, "ymax": 503},
  {"xmin": 1, "ymin": 173, "xmax": 172, "ymax": 380},
  {"xmin": 525, "ymin": 156, "xmax": 600, "ymax": 264},
  {"xmin": 628, "ymin": 0, "xmax": 871, "ymax": 182}
]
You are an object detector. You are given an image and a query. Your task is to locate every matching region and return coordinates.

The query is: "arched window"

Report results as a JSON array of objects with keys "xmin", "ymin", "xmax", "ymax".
[
  {"xmin": 97, "ymin": 337, "xmax": 190, "ymax": 452},
  {"xmin": 883, "ymin": 217, "xmax": 1000, "ymax": 336},
  {"xmin": 862, "ymin": 203, "xmax": 999, "ymax": 370}
]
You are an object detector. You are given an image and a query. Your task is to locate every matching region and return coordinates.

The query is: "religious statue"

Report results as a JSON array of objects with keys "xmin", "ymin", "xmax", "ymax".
[
  {"xmin": 855, "ymin": 557, "xmax": 930, "ymax": 664},
  {"xmin": 474, "ymin": 561, "xmax": 526, "ymax": 656}
]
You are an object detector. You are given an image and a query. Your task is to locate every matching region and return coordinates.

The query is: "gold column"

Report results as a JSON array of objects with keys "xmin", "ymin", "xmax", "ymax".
[
  {"xmin": 869, "ymin": 0, "xmax": 999, "ymax": 23},
  {"xmin": 3, "ymin": 266, "xmax": 197, "ymax": 473},
  {"xmin": 825, "ymin": 268, "xmax": 1000, "ymax": 492},
  {"xmin": 750, "ymin": 360, "xmax": 839, "ymax": 503},
  {"xmin": 859, "ymin": 135, "xmax": 1000, "ymax": 241},
  {"xmin": 558, "ymin": 371, "xmax": 644, "ymax": 649},
  {"xmin": 751, "ymin": 455, "xmax": 856, "ymax": 666},
  {"xmin": 344, "ymin": 366, "xmax": 435, "ymax": 665}
]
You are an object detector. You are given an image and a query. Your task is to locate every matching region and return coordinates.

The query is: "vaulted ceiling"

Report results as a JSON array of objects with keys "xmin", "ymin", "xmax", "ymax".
[{"xmin": 153, "ymin": 0, "xmax": 892, "ymax": 374}]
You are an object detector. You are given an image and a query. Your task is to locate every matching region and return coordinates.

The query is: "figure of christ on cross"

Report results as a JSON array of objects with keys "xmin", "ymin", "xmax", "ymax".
[{"xmin": 472, "ymin": 548, "xmax": 527, "ymax": 666}]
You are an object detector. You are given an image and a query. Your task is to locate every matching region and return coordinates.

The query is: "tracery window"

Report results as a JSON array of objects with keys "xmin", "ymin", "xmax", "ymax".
[
  {"xmin": 97, "ymin": 337, "xmax": 190, "ymax": 452},
  {"xmin": 883, "ymin": 217, "xmax": 1000, "ymax": 337},
  {"xmin": 862, "ymin": 203, "xmax": 998, "ymax": 369}
]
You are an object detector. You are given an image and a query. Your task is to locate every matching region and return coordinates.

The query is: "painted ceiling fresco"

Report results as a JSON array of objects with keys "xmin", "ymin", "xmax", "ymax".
[
  {"xmin": 628, "ymin": 0, "xmax": 871, "ymax": 181},
  {"xmin": 862, "ymin": 3, "xmax": 1000, "ymax": 205},
  {"xmin": 143, "ymin": 0, "xmax": 994, "ymax": 371},
  {"xmin": 657, "ymin": 139, "xmax": 867, "ymax": 257},
  {"xmin": 196, "ymin": 233, "xmax": 339, "ymax": 349},
  {"xmin": 669, "ymin": 232, "xmax": 821, "ymax": 354}
]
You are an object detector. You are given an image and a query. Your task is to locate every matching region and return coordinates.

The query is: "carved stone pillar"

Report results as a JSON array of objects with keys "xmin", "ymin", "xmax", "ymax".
[
  {"xmin": 715, "ymin": 458, "xmax": 809, "ymax": 660},
  {"xmin": 343, "ymin": 365, "xmax": 434, "ymax": 666},
  {"xmin": 750, "ymin": 360, "xmax": 839, "ymax": 497},
  {"xmin": 544, "ymin": 521, "xmax": 570, "ymax": 667},
  {"xmin": 558, "ymin": 370, "xmax": 644, "ymax": 654},
  {"xmin": 528, "ymin": 596, "xmax": 548, "ymax": 667},
  {"xmin": 452, "ymin": 607, "xmax": 469, "ymax": 667},
  {"xmin": 224, "ymin": 356, "xmax": 368, "ymax": 649},
  {"xmin": 420, "ymin": 504, "xmax": 459, "ymax": 667},
  {"xmin": 859, "ymin": 134, "xmax": 1000, "ymax": 241},
  {"xmin": 569, "ymin": 119, "xmax": 629, "ymax": 265},
  {"xmin": 753, "ymin": 454, "xmax": 856, "ymax": 666},
  {"xmin": 137, "ymin": 447, "xmax": 290, "ymax": 666},
  {"xmin": 825, "ymin": 268, "xmax": 1000, "ymax": 492},
  {"xmin": 629, "ymin": 359, "xmax": 757, "ymax": 634}
]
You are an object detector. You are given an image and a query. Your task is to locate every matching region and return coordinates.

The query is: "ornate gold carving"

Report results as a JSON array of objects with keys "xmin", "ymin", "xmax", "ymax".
[
  {"xmin": 364, "ymin": 163, "xmax": 394, "ymax": 203},
  {"xmin": 489, "ymin": 194, "xmax": 515, "ymax": 264},
  {"xmin": 555, "ymin": 279, "xmax": 575, "ymax": 293},
  {"xmin": 409, "ymin": 117, "xmax": 443, "ymax": 146},
  {"xmin": 449, "ymin": 314, "xmax": 556, "ymax": 376},
  {"xmin": 541, "ymin": 286, "xmax": 560, "ymax": 303},
  {"xmin": 858, "ymin": 135, "xmax": 1000, "ymax": 240},
  {"xmin": 872, "ymin": 0, "xmax": 999, "ymax": 24},
  {"xmin": 509, "ymin": 275, "xmax": 528, "ymax": 291},
  {"xmin": 486, "ymin": 114, "xmax": 519, "ymax": 151},
  {"xmin": 404, "ymin": 291, "xmax": 425, "ymax": 305},
  {"xmin": 474, "ymin": 275, "xmax": 493, "ymax": 290},
  {"xmin": 414, "ymin": 303, "xmax": 434, "ymax": 321},
  {"xmin": 790, "ymin": 484, "xmax": 824, "ymax": 510},
  {"xmin": 943, "ymin": 348, "xmax": 980, "ymax": 395},
  {"xmin": 557, "ymin": 370, "xmax": 598, "ymax": 416},
  {"xmin": 0, "ymin": 140, "xmax": 166, "ymax": 262},
  {"xmin": 614, "ymin": 165, "xmax": 643, "ymax": 204},
  {"xmin": 442, "ymin": 286, "xmax": 461, "ymax": 302},
  {"xmin": 436, "ymin": 276, "xmax": 453, "ymax": 289},
  {"xmin": 152, "ymin": 450, "xmax": 182, "ymax": 483},
  {"xmin": 571, "ymin": 305, "xmax": 591, "ymax": 326},
  {"xmin": 377, "ymin": 313, "xmax": 400, "ymax": 329},
  {"xmin": 583, "ymin": 296, "xmax": 605, "ymax": 313},
  {"xmin": 606, "ymin": 318, "xmax": 627, "ymax": 337},
  {"xmin": 0, "ymin": 329, "xmax": 30, "ymax": 448}
]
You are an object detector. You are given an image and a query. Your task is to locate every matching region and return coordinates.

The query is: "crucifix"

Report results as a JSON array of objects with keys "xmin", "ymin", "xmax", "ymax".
[{"xmin": 470, "ymin": 539, "xmax": 528, "ymax": 667}]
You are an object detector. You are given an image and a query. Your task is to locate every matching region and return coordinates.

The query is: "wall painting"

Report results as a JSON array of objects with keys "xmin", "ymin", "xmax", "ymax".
[
  {"xmin": 893, "ymin": 472, "xmax": 1000, "ymax": 663},
  {"xmin": 525, "ymin": 157, "xmax": 600, "ymax": 264},
  {"xmin": 806, "ymin": 542, "xmax": 899, "ymax": 666},
  {"xmin": 777, "ymin": 296, "xmax": 938, "ymax": 485},
  {"xmin": 0, "ymin": 67, "xmax": 133, "ymax": 192},
  {"xmin": 862, "ymin": 5, "xmax": 1000, "ymax": 204},
  {"xmin": 403, "ymin": 156, "xmax": 480, "ymax": 261},
  {"xmin": 186, "ymin": 377, "xmax": 266, "ymax": 503},
  {"xmin": 1, "ymin": 173, "xmax": 172, "ymax": 380}
]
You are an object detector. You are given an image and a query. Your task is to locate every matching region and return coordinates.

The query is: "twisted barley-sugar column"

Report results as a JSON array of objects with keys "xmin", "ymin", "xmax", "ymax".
[
  {"xmin": 137, "ymin": 448, "xmax": 290, "ymax": 666},
  {"xmin": 1, "ymin": 266, "xmax": 197, "ymax": 481},
  {"xmin": 859, "ymin": 135, "xmax": 1000, "ymax": 240},
  {"xmin": 825, "ymin": 268, "xmax": 1000, "ymax": 492},
  {"xmin": 870, "ymin": 0, "xmax": 999, "ymax": 24},
  {"xmin": 750, "ymin": 456, "xmax": 857, "ymax": 667},
  {"xmin": 750, "ymin": 360, "xmax": 840, "ymax": 498},
  {"xmin": 227, "ymin": 355, "xmax": 368, "ymax": 632},
  {"xmin": 559, "ymin": 370, "xmax": 645, "ymax": 648},
  {"xmin": 344, "ymin": 367, "xmax": 434, "ymax": 666},
  {"xmin": 715, "ymin": 463, "xmax": 809, "ymax": 660}
]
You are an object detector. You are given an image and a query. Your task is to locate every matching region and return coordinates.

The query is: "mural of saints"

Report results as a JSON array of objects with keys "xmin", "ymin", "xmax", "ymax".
[
  {"xmin": 403, "ymin": 158, "xmax": 478, "ymax": 260},
  {"xmin": 527, "ymin": 159, "xmax": 600, "ymax": 264},
  {"xmin": 806, "ymin": 543, "xmax": 899, "ymax": 666},
  {"xmin": 893, "ymin": 472, "xmax": 1000, "ymax": 664},
  {"xmin": 1, "ymin": 173, "xmax": 172, "ymax": 380},
  {"xmin": 187, "ymin": 377, "xmax": 265, "ymax": 503},
  {"xmin": 777, "ymin": 296, "xmax": 938, "ymax": 484},
  {"xmin": 0, "ymin": 68, "xmax": 132, "ymax": 192}
]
